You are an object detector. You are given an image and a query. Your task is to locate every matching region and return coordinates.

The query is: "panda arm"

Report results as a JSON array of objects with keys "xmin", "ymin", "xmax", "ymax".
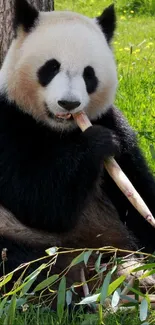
[
  {"xmin": 0, "ymin": 112, "xmax": 119, "ymax": 233},
  {"xmin": 101, "ymin": 105, "xmax": 155, "ymax": 207},
  {"xmin": 98, "ymin": 105, "xmax": 155, "ymax": 251}
]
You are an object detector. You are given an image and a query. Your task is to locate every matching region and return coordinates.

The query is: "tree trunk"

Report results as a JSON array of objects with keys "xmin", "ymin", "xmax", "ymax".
[{"xmin": 0, "ymin": 0, "xmax": 54, "ymax": 66}]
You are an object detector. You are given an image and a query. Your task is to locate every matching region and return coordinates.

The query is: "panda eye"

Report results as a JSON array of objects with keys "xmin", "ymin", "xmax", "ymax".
[
  {"xmin": 38, "ymin": 59, "xmax": 60, "ymax": 87},
  {"xmin": 83, "ymin": 66, "xmax": 98, "ymax": 94}
]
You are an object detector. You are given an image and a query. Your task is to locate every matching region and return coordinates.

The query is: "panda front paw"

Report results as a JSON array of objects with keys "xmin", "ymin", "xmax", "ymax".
[{"xmin": 82, "ymin": 125, "xmax": 120, "ymax": 163}]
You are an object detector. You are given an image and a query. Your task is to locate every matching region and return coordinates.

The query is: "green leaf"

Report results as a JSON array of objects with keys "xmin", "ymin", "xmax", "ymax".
[
  {"xmin": 84, "ymin": 250, "xmax": 92, "ymax": 266},
  {"xmin": 132, "ymin": 263, "xmax": 155, "ymax": 272},
  {"xmin": 70, "ymin": 252, "xmax": 85, "ymax": 267},
  {"xmin": 0, "ymin": 273, "xmax": 13, "ymax": 288},
  {"xmin": 95, "ymin": 253, "xmax": 102, "ymax": 273},
  {"xmin": 139, "ymin": 269, "xmax": 155, "ymax": 280},
  {"xmin": 140, "ymin": 299, "xmax": 148, "ymax": 322},
  {"xmin": 20, "ymin": 276, "xmax": 38, "ymax": 297},
  {"xmin": 0, "ymin": 297, "xmax": 8, "ymax": 318},
  {"xmin": 16, "ymin": 298, "xmax": 27, "ymax": 308},
  {"xmin": 111, "ymin": 265, "xmax": 117, "ymax": 274},
  {"xmin": 34, "ymin": 274, "xmax": 59, "ymax": 292},
  {"xmin": 124, "ymin": 285, "xmax": 146, "ymax": 298},
  {"xmin": 120, "ymin": 295, "xmax": 138, "ymax": 304},
  {"xmin": 150, "ymin": 145, "xmax": 155, "ymax": 160},
  {"xmin": 66, "ymin": 290, "xmax": 72, "ymax": 306},
  {"xmin": 108, "ymin": 275, "xmax": 126, "ymax": 296},
  {"xmin": 78, "ymin": 293, "xmax": 100, "ymax": 305},
  {"xmin": 6, "ymin": 267, "xmax": 43, "ymax": 296},
  {"xmin": 98, "ymin": 265, "xmax": 107, "ymax": 274},
  {"xmin": 111, "ymin": 289, "xmax": 120, "ymax": 308},
  {"xmin": 100, "ymin": 271, "xmax": 112, "ymax": 304},
  {"xmin": 45, "ymin": 247, "xmax": 58, "ymax": 256},
  {"xmin": 4, "ymin": 295, "xmax": 16, "ymax": 325},
  {"xmin": 57, "ymin": 276, "xmax": 66, "ymax": 321},
  {"xmin": 25, "ymin": 264, "xmax": 46, "ymax": 281}
]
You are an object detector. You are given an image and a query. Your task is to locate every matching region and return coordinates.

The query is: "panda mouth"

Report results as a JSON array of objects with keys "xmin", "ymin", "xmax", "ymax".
[{"xmin": 45, "ymin": 105, "xmax": 73, "ymax": 122}]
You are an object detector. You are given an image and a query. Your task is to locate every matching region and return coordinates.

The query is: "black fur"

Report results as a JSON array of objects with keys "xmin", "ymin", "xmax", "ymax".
[
  {"xmin": 83, "ymin": 66, "xmax": 98, "ymax": 94},
  {"xmin": 97, "ymin": 4, "xmax": 116, "ymax": 43},
  {"xmin": 38, "ymin": 59, "xmax": 61, "ymax": 87},
  {"xmin": 0, "ymin": 94, "xmax": 155, "ymax": 254},
  {"xmin": 0, "ymin": 94, "xmax": 119, "ymax": 233},
  {"xmin": 14, "ymin": 0, "xmax": 39, "ymax": 33}
]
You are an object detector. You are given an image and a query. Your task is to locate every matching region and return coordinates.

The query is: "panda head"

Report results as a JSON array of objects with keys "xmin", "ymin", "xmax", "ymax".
[{"xmin": 0, "ymin": 0, "xmax": 118, "ymax": 131}]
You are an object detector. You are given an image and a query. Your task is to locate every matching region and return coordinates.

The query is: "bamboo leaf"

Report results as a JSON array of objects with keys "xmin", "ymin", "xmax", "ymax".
[
  {"xmin": 108, "ymin": 275, "xmax": 126, "ymax": 295},
  {"xmin": 100, "ymin": 271, "xmax": 112, "ymax": 304},
  {"xmin": 70, "ymin": 252, "xmax": 85, "ymax": 267},
  {"xmin": 66, "ymin": 290, "xmax": 72, "ymax": 306},
  {"xmin": 84, "ymin": 250, "xmax": 92, "ymax": 266},
  {"xmin": 57, "ymin": 276, "xmax": 66, "ymax": 321},
  {"xmin": 140, "ymin": 299, "xmax": 148, "ymax": 322},
  {"xmin": 4, "ymin": 295, "xmax": 16, "ymax": 325},
  {"xmin": 95, "ymin": 253, "xmax": 103, "ymax": 273},
  {"xmin": 20, "ymin": 276, "xmax": 38, "ymax": 296},
  {"xmin": 34, "ymin": 274, "xmax": 59, "ymax": 292},
  {"xmin": 0, "ymin": 273, "xmax": 13, "ymax": 288},
  {"xmin": 111, "ymin": 289, "xmax": 120, "ymax": 308},
  {"xmin": 139, "ymin": 269, "xmax": 155, "ymax": 280},
  {"xmin": 46, "ymin": 247, "xmax": 58, "ymax": 256},
  {"xmin": 78, "ymin": 293, "xmax": 100, "ymax": 305},
  {"xmin": 132, "ymin": 263, "xmax": 155, "ymax": 272},
  {"xmin": 0, "ymin": 297, "xmax": 8, "ymax": 318}
]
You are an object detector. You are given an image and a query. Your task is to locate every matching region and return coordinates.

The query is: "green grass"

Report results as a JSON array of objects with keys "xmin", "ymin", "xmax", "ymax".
[
  {"xmin": 114, "ymin": 15, "xmax": 155, "ymax": 172},
  {"xmin": 1, "ymin": 306, "xmax": 155, "ymax": 325},
  {"xmin": 1, "ymin": 307, "xmax": 155, "ymax": 325}
]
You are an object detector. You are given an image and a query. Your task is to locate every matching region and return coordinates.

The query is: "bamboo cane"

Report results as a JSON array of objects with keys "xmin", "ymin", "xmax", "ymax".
[{"xmin": 72, "ymin": 111, "xmax": 155, "ymax": 228}]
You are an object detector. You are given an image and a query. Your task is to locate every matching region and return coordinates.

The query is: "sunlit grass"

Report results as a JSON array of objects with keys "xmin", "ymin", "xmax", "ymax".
[{"xmin": 114, "ymin": 16, "xmax": 155, "ymax": 172}]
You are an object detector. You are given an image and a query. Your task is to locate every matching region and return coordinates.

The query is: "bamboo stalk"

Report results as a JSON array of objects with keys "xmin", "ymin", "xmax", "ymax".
[{"xmin": 73, "ymin": 111, "xmax": 155, "ymax": 228}]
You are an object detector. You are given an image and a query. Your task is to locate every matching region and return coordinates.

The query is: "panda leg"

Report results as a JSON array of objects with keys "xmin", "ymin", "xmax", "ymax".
[{"xmin": 0, "ymin": 203, "xmax": 154, "ymax": 299}]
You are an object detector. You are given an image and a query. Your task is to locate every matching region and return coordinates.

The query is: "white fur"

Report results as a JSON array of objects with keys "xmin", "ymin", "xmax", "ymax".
[{"xmin": 0, "ymin": 10, "xmax": 118, "ymax": 130}]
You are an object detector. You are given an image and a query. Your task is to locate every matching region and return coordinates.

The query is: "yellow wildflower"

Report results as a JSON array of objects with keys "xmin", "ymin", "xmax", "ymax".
[{"xmin": 120, "ymin": 16, "xmax": 126, "ymax": 20}]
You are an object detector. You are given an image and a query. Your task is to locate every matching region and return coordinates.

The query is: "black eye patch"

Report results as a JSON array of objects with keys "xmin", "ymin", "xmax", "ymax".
[
  {"xmin": 83, "ymin": 66, "xmax": 98, "ymax": 94},
  {"xmin": 37, "ymin": 59, "xmax": 60, "ymax": 87}
]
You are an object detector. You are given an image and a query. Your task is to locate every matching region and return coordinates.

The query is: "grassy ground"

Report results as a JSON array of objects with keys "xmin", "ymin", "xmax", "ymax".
[
  {"xmin": 1, "ymin": 306, "xmax": 155, "ymax": 324},
  {"xmin": 1, "ymin": 1, "xmax": 155, "ymax": 325}
]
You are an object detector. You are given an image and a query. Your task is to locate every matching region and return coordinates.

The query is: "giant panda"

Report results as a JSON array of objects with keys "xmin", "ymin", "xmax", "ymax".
[{"xmin": 0, "ymin": 0, "xmax": 155, "ymax": 297}]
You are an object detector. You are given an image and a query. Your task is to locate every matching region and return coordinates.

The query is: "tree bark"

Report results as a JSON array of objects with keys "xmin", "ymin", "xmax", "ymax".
[{"xmin": 0, "ymin": 0, "xmax": 54, "ymax": 66}]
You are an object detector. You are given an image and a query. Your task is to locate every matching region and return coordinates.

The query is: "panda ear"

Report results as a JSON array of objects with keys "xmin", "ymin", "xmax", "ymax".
[
  {"xmin": 14, "ymin": 0, "xmax": 39, "ymax": 33},
  {"xmin": 96, "ymin": 4, "xmax": 116, "ymax": 43}
]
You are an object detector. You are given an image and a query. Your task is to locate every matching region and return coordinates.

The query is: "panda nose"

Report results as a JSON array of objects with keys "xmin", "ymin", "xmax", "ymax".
[{"xmin": 58, "ymin": 100, "xmax": 81, "ymax": 111}]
